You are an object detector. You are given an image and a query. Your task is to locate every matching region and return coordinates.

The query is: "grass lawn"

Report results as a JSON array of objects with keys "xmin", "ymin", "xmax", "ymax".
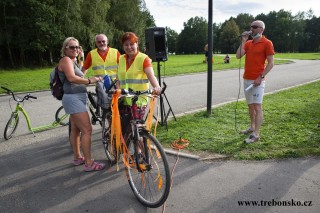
[{"xmin": 155, "ymin": 80, "xmax": 320, "ymax": 160}]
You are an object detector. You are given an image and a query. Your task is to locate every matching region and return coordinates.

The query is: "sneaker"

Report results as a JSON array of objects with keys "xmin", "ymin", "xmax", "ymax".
[
  {"xmin": 240, "ymin": 128, "xmax": 254, "ymax": 135},
  {"xmin": 84, "ymin": 161, "xmax": 105, "ymax": 172},
  {"xmin": 244, "ymin": 134, "xmax": 260, "ymax": 144}
]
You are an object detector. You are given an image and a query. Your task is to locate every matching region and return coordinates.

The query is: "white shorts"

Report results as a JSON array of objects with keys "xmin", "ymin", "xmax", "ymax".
[{"xmin": 243, "ymin": 79, "xmax": 265, "ymax": 104}]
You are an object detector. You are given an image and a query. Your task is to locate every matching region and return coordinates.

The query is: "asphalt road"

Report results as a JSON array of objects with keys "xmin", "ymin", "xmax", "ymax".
[{"xmin": 0, "ymin": 60, "xmax": 319, "ymax": 213}]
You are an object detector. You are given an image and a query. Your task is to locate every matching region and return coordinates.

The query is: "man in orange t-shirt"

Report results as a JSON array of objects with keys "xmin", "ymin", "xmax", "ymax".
[{"xmin": 236, "ymin": 20, "xmax": 275, "ymax": 143}]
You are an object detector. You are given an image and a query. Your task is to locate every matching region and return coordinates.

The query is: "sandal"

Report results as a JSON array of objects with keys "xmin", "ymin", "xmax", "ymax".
[
  {"xmin": 73, "ymin": 156, "xmax": 85, "ymax": 166},
  {"xmin": 84, "ymin": 161, "xmax": 105, "ymax": 172},
  {"xmin": 240, "ymin": 128, "xmax": 254, "ymax": 135}
]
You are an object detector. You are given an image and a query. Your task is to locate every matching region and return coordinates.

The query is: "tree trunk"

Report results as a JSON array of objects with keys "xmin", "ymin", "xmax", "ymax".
[{"xmin": 3, "ymin": 4, "xmax": 15, "ymax": 68}]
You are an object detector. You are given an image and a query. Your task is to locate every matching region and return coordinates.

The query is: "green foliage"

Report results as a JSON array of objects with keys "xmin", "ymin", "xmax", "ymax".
[
  {"xmin": 106, "ymin": 0, "xmax": 148, "ymax": 51},
  {"xmin": 234, "ymin": 13, "xmax": 255, "ymax": 32},
  {"xmin": 1, "ymin": 2, "xmax": 319, "ymax": 69},
  {"xmin": 155, "ymin": 81, "xmax": 320, "ymax": 160},
  {"xmin": 81, "ymin": 0, "xmax": 111, "ymax": 49},
  {"xmin": 166, "ymin": 27, "xmax": 178, "ymax": 53},
  {"xmin": 176, "ymin": 16, "xmax": 208, "ymax": 54},
  {"xmin": 305, "ymin": 17, "xmax": 320, "ymax": 52},
  {"xmin": 219, "ymin": 20, "xmax": 240, "ymax": 54},
  {"xmin": 0, "ymin": 0, "xmax": 153, "ymax": 68}
]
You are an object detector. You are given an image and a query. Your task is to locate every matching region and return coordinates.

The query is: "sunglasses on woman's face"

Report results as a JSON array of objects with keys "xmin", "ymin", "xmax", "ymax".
[{"xmin": 66, "ymin": 46, "xmax": 80, "ymax": 50}]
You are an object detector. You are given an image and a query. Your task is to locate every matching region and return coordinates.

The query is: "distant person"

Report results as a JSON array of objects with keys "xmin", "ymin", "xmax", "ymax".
[
  {"xmin": 224, "ymin": 54, "xmax": 230, "ymax": 63},
  {"xmin": 58, "ymin": 37, "xmax": 105, "ymax": 171},
  {"xmin": 203, "ymin": 44, "xmax": 214, "ymax": 63},
  {"xmin": 236, "ymin": 20, "xmax": 275, "ymax": 143},
  {"xmin": 203, "ymin": 44, "xmax": 208, "ymax": 63}
]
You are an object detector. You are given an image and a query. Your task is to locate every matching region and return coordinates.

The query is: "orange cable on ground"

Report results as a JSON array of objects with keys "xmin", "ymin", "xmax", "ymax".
[
  {"xmin": 162, "ymin": 137, "xmax": 189, "ymax": 212},
  {"xmin": 171, "ymin": 137, "xmax": 190, "ymax": 150}
]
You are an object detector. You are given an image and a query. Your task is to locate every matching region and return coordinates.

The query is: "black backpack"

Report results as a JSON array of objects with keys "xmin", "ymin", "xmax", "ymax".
[{"xmin": 49, "ymin": 67, "xmax": 64, "ymax": 100}]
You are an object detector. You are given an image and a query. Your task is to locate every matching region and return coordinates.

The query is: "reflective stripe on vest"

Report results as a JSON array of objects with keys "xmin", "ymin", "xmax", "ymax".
[
  {"xmin": 92, "ymin": 65, "xmax": 104, "ymax": 70},
  {"xmin": 105, "ymin": 65, "xmax": 118, "ymax": 71},
  {"xmin": 118, "ymin": 53, "xmax": 149, "ymax": 91},
  {"xmin": 90, "ymin": 48, "xmax": 118, "ymax": 78},
  {"xmin": 118, "ymin": 52, "xmax": 149, "ymax": 106}
]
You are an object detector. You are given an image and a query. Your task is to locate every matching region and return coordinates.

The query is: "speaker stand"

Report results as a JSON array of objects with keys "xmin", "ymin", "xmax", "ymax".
[{"xmin": 156, "ymin": 61, "xmax": 176, "ymax": 129}]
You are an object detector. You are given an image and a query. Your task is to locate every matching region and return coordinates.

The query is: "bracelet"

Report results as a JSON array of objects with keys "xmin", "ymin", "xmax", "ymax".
[
  {"xmin": 88, "ymin": 78, "xmax": 91, "ymax": 84},
  {"xmin": 80, "ymin": 56, "xmax": 84, "ymax": 61}
]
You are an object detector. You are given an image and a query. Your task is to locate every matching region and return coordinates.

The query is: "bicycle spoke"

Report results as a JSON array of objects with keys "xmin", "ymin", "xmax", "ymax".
[
  {"xmin": 4, "ymin": 113, "xmax": 19, "ymax": 140},
  {"xmin": 55, "ymin": 106, "xmax": 69, "ymax": 126},
  {"xmin": 126, "ymin": 132, "xmax": 171, "ymax": 208}
]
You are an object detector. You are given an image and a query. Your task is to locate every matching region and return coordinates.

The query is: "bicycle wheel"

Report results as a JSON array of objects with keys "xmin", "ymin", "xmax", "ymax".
[
  {"xmin": 102, "ymin": 109, "xmax": 118, "ymax": 164},
  {"xmin": 125, "ymin": 131, "xmax": 171, "ymax": 208},
  {"xmin": 4, "ymin": 112, "xmax": 19, "ymax": 140},
  {"xmin": 55, "ymin": 106, "xmax": 69, "ymax": 126}
]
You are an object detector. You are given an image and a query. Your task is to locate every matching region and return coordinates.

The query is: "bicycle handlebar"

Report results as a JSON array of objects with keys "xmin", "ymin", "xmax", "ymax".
[
  {"xmin": 108, "ymin": 82, "xmax": 167, "ymax": 96},
  {"xmin": 1, "ymin": 86, "xmax": 37, "ymax": 102},
  {"xmin": 28, "ymin": 95, "xmax": 37, "ymax": 100}
]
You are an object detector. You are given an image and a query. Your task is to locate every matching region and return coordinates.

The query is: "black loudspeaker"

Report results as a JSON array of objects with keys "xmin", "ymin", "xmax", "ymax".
[{"xmin": 145, "ymin": 27, "xmax": 168, "ymax": 62}]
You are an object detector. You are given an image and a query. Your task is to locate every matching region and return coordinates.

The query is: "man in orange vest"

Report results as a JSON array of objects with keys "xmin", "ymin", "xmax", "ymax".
[
  {"xmin": 82, "ymin": 34, "xmax": 121, "ymax": 118},
  {"xmin": 82, "ymin": 34, "xmax": 120, "ymax": 80}
]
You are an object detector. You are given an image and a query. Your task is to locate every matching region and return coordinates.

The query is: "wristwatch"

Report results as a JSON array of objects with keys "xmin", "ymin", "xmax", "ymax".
[{"xmin": 260, "ymin": 74, "xmax": 265, "ymax": 79}]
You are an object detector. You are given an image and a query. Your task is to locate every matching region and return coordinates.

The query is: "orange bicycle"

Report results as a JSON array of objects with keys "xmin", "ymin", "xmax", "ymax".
[{"xmin": 101, "ymin": 86, "xmax": 171, "ymax": 208}]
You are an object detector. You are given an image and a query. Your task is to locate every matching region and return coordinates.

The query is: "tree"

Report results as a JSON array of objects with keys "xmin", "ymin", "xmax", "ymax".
[
  {"xmin": 1, "ymin": 3, "xmax": 319, "ymax": 69},
  {"xmin": 176, "ymin": 16, "xmax": 207, "ymax": 54},
  {"xmin": 305, "ymin": 16, "xmax": 320, "ymax": 52},
  {"xmin": 234, "ymin": 13, "xmax": 254, "ymax": 33},
  {"xmin": 106, "ymin": 0, "xmax": 155, "ymax": 52},
  {"xmin": 219, "ymin": 20, "xmax": 240, "ymax": 54},
  {"xmin": 165, "ymin": 27, "xmax": 178, "ymax": 53},
  {"xmin": 212, "ymin": 23, "xmax": 222, "ymax": 53},
  {"xmin": 80, "ymin": 0, "xmax": 111, "ymax": 52}
]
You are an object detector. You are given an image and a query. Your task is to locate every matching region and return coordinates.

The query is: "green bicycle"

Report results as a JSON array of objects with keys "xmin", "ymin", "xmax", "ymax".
[{"xmin": 1, "ymin": 86, "xmax": 69, "ymax": 140}]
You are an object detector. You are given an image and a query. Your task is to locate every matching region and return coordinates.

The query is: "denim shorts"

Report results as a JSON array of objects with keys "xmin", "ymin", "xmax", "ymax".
[{"xmin": 243, "ymin": 79, "xmax": 265, "ymax": 104}]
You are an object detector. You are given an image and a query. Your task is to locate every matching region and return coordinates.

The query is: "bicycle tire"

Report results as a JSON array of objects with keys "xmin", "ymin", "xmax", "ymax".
[
  {"xmin": 125, "ymin": 131, "xmax": 171, "ymax": 208},
  {"xmin": 4, "ymin": 112, "xmax": 19, "ymax": 140},
  {"xmin": 102, "ymin": 109, "xmax": 118, "ymax": 164},
  {"xmin": 55, "ymin": 106, "xmax": 69, "ymax": 126}
]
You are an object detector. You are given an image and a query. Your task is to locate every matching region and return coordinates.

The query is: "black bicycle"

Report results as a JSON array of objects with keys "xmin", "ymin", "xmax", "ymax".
[{"xmin": 102, "ymin": 86, "xmax": 171, "ymax": 208}]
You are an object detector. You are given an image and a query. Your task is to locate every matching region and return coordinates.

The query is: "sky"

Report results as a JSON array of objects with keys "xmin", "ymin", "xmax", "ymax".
[{"xmin": 144, "ymin": 0, "xmax": 320, "ymax": 33}]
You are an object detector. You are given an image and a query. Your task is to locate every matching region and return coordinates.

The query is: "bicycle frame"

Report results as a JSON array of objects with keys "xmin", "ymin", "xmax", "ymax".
[
  {"xmin": 107, "ymin": 88, "xmax": 171, "ymax": 208},
  {"xmin": 14, "ymin": 102, "xmax": 64, "ymax": 134}
]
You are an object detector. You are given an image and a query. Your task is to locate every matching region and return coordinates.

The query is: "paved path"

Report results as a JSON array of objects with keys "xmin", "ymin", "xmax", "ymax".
[{"xmin": 0, "ymin": 60, "xmax": 319, "ymax": 213}]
